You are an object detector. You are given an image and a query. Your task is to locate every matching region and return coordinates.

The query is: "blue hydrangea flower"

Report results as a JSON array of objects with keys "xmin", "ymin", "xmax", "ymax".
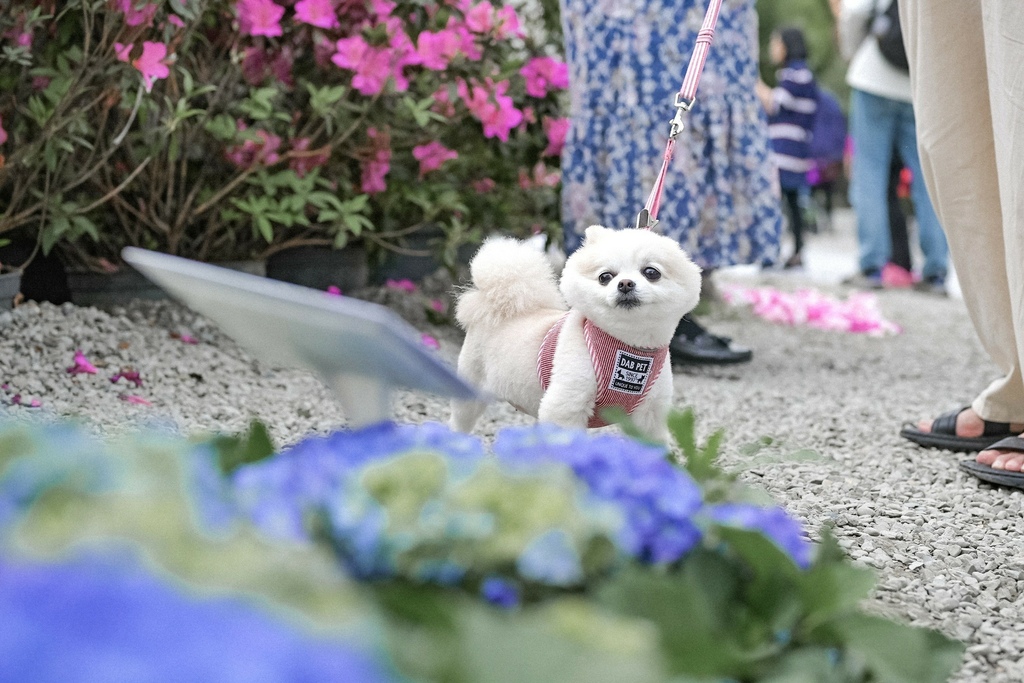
[
  {"xmin": 493, "ymin": 425, "xmax": 703, "ymax": 564},
  {"xmin": 0, "ymin": 554, "xmax": 396, "ymax": 683},
  {"xmin": 0, "ymin": 423, "xmax": 117, "ymax": 533},
  {"xmin": 480, "ymin": 577, "xmax": 520, "ymax": 609},
  {"xmin": 517, "ymin": 528, "xmax": 585, "ymax": 586},
  {"xmin": 707, "ymin": 503, "xmax": 813, "ymax": 569},
  {"xmin": 325, "ymin": 489, "xmax": 395, "ymax": 580}
]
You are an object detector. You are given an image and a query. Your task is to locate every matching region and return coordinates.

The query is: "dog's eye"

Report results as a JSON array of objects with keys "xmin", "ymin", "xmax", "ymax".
[
  {"xmin": 598, "ymin": 272, "xmax": 614, "ymax": 286},
  {"xmin": 642, "ymin": 267, "xmax": 661, "ymax": 281}
]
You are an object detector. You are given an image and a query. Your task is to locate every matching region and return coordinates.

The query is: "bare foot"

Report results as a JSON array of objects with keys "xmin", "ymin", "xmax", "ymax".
[
  {"xmin": 915, "ymin": 407, "xmax": 1024, "ymax": 438},
  {"xmin": 977, "ymin": 433, "xmax": 1024, "ymax": 471}
]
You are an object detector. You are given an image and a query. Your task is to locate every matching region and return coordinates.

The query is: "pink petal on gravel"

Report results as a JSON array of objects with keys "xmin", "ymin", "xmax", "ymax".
[
  {"xmin": 67, "ymin": 350, "xmax": 99, "ymax": 375},
  {"xmin": 179, "ymin": 334, "xmax": 199, "ymax": 344},
  {"xmin": 119, "ymin": 394, "xmax": 153, "ymax": 406},
  {"xmin": 110, "ymin": 369, "xmax": 144, "ymax": 387},
  {"xmin": 385, "ymin": 278, "xmax": 417, "ymax": 294}
]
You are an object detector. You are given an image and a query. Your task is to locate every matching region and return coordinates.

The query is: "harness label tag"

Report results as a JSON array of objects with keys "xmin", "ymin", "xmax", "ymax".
[{"xmin": 609, "ymin": 350, "xmax": 654, "ymax": 394}]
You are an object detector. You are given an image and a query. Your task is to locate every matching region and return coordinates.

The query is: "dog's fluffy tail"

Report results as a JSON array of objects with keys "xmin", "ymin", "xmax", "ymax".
[{"xmin": 455, "ymin": 236, "xmax": 564, "ymax": 329}]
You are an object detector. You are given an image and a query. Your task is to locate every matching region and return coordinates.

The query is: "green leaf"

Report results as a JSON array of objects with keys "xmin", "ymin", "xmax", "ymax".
[
  {"xmin": 210, "ymin": 420, "xmax": 275, "ymax": 475},
  {"xmin": 829, "ymin": 614, "xmax": 964, "ymax": 683},
  {"xmin": 596, "ymin": 557, "xmax": 760, "ymax": 678},
  {"xmin": 797, "ymin": 530, "xmax": 876, "ymax": 631},
  {"xmin": 460, "ymin": 599, "xmax": 667, "ymax": 683},
  {"xmin": 255, "ymin": 215, "xmax": 273, "ymax": 243}
]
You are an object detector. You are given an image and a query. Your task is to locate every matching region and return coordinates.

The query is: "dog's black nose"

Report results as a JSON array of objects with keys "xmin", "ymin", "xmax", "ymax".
[{"xmin": 617, "ymin": 279, "xmax": 635, "ymax": 293}]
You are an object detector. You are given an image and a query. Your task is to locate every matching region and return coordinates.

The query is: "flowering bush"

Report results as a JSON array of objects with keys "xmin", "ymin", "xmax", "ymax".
[
  {"xmin": 0, "ymin": 413, "xmax": 963, "ymax": 683},
  {"xmin": 0, "ymin": 0, "xmax": 567, "ymax": 271}
]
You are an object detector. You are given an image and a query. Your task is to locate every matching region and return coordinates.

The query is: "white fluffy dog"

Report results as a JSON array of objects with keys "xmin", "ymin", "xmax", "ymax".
[{"xmin": 450, "ymin": 225, "xmax": 702, "ymax": 443}]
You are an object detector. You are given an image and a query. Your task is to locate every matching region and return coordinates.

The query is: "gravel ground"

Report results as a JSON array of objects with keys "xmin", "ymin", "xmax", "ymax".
[{"xmin": 1, "ymin": 240, "xmax": 1022, "ymax": 682}]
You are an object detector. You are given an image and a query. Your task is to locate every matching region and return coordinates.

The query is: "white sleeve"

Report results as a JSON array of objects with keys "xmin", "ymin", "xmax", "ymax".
[{"xmin": 838, "ymin": 0, "xmax": 875, "ymax": 60}]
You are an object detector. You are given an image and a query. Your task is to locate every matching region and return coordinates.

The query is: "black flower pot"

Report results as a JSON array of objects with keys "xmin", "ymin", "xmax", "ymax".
[
  {"xmin": 66, "ymin": 267, "xmax": 167, "ymax": 308},
  {"xmin": 266, "ymin": 245, "xmax": 369, "ymax": 292},
  {"xmin": 372, "ymin": 226, "xmax": 476, "ymax": 285},
  {"xmin": 0, "ymin": 268, "xmax": 22, "ymax": 311}
]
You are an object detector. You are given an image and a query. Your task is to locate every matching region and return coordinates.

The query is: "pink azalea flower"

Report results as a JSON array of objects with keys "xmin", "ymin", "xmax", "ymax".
[
  {"xmin": 226, "ymin": 127, "xmax": 282, "ymax": 168},
  {"xmin": 114, "ymin": 42, "xmax": 132, "ymax": 63},
  {"xmin": 458, "ymin": 78, "xmax": 523, "ymax": 142},
  {"xmin": 465, "ymin": 2, "xmax": 494, "ymax": 33},
  {"xmin": 431, "ymin": 86, "xmax": 457, "ymax": 117},
  {"xmin": 294, "ymin": 0, "xmax": 339, "ymax": 29},
  {"xmin": 0, "ymin": 115, "xmax": 6, "ymax": 146},
  {"xmin": 370, "ymin": 0, "xmax": 396, "ymax": 16},
  {"xmin": 120, "ymin": 394, "xmax": 153, "ymax": 407},
  {"xmin": 445, "ymin": 16, "xmax": 482, "ymax": 60},
  {"xmin": 133, "ymin": 41, "xmax": 171, "ymax": 92},
  {"xmin": 114, "ymin": 0, "xmax": 158, "ymax": 27},
  {"xmin": 110, "ymin": 369, "xmax": 144, "ymax": 388},
  {"xmin": 326, "ymin": 285, "xmax": 343, "ymax": 296},
  {"xmin": 417, "ymin": 29, "xmax": 462, "ymax": 71},
  {"xmin": 494, "ymin": 5, "xmax": 523, "ymax": 39},
  {"xmin": 360, "ymin": 128, "xmax": 391, "ymax": 194},
  {"xmin": 472, "ymin": 177, "xmax": 496, "ymax": 193},
  {"xmin": 421, "ymin": 334, "xmax": 440, "ymax": 350},
  {"xmin": 168, "ymin": 14, "xmax": 185, "ymax": 28},
  {"xmin": 66, "ymin": 350, "xmax": 98, "ymax": 375},
  {"xmin": 241, "ymin": 46, "xmax": 294, "ymax": 86},
  {"xmin": 385, "ymin": 278, "xmax": 417, "ymax": 294},
  {"xmin": 236, "ymin": 0, "xmax": 285, "ymax": 37},
  {"xmin": 334, "ymin": 38, "xmax": 392, "ymax": 95},
  {"xmin": 289, "ymin": 137, "xmax": 330, "ymax": 178},
  {"xmin": 520, "ymin": 56, "xmax": 569, "ymax": 98},
  {"xmin": 542, "ymin": 116, "xmax": 570, "ymax": 157},
  {"xmin": 332, "ymin": 35, "xmax": 367, "ymax": 69},
  {"xmin": 412, "ymin": 141, "xmax": 458, "ymax": 175}
]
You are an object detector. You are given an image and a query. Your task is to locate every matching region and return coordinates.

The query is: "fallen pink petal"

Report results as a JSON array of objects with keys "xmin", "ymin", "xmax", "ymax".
[
  {"xmin": 385, "ymin": 278, "xmax": 417, "ymax": 294},
  {"xmin": 119, "ymin": 394, "xmax": 153, "ymax": 407},
  {"xmin": 430, "ymin": 299, "xmax": 445, "ymax": 313},
  {"xmin": 11, "ymin": 394, "xmax": 42, "ymax": 408},
  {"xmin": 67, "ymin": 350, "xmax": 99, "ymax": 375},
  {"xmin": 110, "ymin": 369, "xmax": 144, "ymax": 387},
  {"xmin": 179, "ymin": 334, "xmax": 199, "ymax": 344},
  {"xmin": 421, "ymin": 334, "xmax": 440, "ymax": 350},
  {"xmin": 326, "ymin": 286, "xmax": 343, "ymax": 296},
  {"xmin": 722, "ymin": 285, "xmax": 902, "ymax": 336}
]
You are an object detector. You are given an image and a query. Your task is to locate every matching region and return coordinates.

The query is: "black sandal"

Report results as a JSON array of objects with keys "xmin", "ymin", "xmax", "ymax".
[
  {"xmin": 960, "ymin": 436, "xmax": 1024, "ymax": 488},
  {"xmin": 899, "ymin": 406, "xmax": 1015, "ymax": 452}
]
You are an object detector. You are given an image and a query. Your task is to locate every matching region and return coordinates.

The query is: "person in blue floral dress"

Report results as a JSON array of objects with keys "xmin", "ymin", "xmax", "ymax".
[{"xmin": 560, "ymin": 0, "xmax": 782, "ymax": 364}]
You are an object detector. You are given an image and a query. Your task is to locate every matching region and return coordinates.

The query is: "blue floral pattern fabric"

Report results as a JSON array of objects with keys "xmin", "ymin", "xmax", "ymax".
[{"xmin": 559, "ymin": 0, "xmax": 782, "ymax": 268}]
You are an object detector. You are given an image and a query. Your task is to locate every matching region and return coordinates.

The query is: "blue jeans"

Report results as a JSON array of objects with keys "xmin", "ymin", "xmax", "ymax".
[{"xmin": 849, "ymin": 89, "xmax": 949, "ymax": 279}]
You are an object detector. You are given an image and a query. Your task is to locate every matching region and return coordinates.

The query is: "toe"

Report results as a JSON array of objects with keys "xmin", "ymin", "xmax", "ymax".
[
  {"xmin": 977, "ymin": 448, "xmax": 1000, "ymax": 466},
  {"xmin": 990, "ymin": 452, "xmax": 1024, "ymax": 472}
]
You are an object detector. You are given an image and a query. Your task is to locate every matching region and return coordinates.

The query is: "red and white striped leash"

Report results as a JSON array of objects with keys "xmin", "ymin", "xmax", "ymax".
[{"xmin": 636, "ymin": 0, "xmax": 726, "ymax": 231}]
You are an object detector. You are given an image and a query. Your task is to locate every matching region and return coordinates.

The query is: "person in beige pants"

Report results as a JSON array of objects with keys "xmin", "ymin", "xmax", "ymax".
[{"xmin": 894, "ymin": 2, "xmax": 1024, "ymax": 484}]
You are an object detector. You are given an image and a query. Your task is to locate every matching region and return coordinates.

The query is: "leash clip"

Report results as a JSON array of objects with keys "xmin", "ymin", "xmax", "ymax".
[
  {"xmin": 635, "ymin": 207, "xmax": 659, "ymax": 231},
  {"xmin": 668, "ymin": 93, "xmax": 694, "ymax": 140}
]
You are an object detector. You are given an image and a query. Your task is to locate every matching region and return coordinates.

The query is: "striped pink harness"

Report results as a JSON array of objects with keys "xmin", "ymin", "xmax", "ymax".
[{"xmin": 537, "ymin": 314, "xmax": 669, "ymax": 428}]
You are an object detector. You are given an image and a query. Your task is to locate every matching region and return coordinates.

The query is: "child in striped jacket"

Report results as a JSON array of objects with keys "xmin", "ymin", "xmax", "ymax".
[{"xmin": 757, "ymin": 26, "xmax": 818, "ymax": 269}]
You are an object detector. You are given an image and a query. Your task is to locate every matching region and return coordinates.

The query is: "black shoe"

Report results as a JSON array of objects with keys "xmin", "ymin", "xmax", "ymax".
[{"xmin": 670, "ymin": 330, "xmax": 753, "ymax": 365}]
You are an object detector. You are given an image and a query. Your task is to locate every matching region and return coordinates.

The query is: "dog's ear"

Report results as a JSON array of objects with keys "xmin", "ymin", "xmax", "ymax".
[{"xmin": 583, "ymin": 225, "xmax": 611, "ymax": 244}]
